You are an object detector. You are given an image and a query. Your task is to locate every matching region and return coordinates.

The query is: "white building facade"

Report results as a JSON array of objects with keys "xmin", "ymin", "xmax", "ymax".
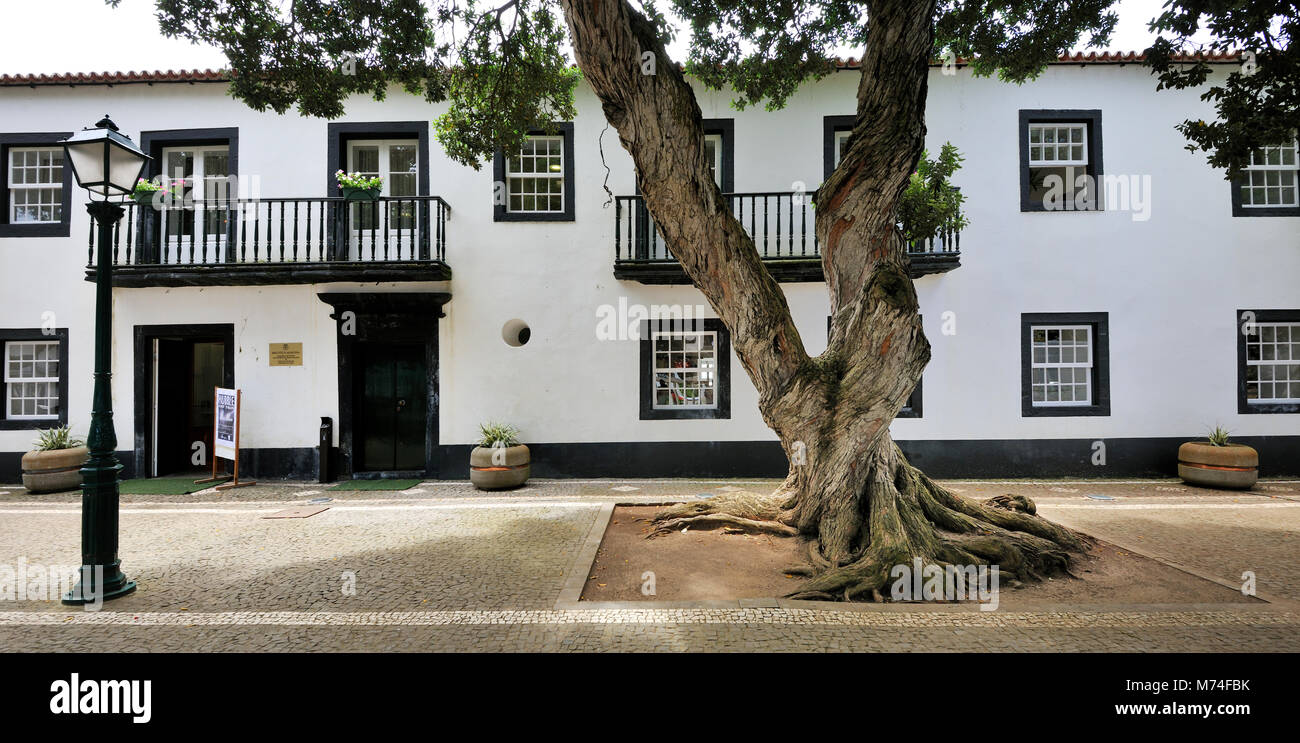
[{"xmin": 0, "ymin": 54, "xmax": 1296, "ymax": 482}]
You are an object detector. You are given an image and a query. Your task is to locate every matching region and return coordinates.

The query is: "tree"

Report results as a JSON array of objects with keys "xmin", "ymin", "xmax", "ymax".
[{"xmin": 137, "ymin": 0, "xmax": 1134, "ymax": 599}]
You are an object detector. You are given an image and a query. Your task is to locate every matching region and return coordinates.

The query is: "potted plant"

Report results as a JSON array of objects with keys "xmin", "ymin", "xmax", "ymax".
[
  {"xmin": 21, "ymin": 426, "xmax": 89, "ymax": 494},
  {"xmin": 130, "ymin": 177, "xmax": 164, "ymax": 205},
  {"xmin": 335, "ymin": 170, "xmax": 383, "ymax": 201},
  {"xmin": 469, "ymin": 422, "xmax": 530, "ymax": 490},
  {"xmin": 1178, "ymin": 426, "xmax": 1258, "ymax": 490}
]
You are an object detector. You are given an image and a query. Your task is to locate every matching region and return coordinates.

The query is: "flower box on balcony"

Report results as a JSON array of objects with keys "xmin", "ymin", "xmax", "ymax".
[
  {"xmin": 341, "ymin": 186, "xmax": 381, "ymax": 202},
  {"xmin": 336, "ymin": 170, "xmax": 383, "ymax": 202}
]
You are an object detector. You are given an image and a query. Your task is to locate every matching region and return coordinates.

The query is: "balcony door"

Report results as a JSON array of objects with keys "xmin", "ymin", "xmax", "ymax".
[
  {"xmin": 346, "ymin": 140, "xmax": 419, "ymax": 260},
  {"xmin": 158, "ymin": 145, "xmax": 230, "ymax": 264}
]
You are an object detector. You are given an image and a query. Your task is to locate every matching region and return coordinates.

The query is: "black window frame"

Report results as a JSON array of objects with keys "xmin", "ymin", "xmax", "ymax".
[
  {"xmin": 640, "ymin": 318, "xmax": 731, "ymax": 420},
  {"xmin": 494, "ymin": 122, "xmax": 576, "ymax": 222},
  {"xmin": 0, "ymin": 132, "xmax": 74, "ymax": 238},
  {"xmin": 1020, "ymin": 312, "xmax": 1110, "ymax": 417},
  {"xmin": 325, "ymin": 121, "xmax": 430, "ymax": 197},
  {"xmin": 1018, "ymin": 110, "xmax": 1104, "ymax": 213},
  {"xmin": 138, "ymin": 127, "xmax": 240, "ymax": 261},
  {"xmin": 1230, "ymin": 141, "xmax": 1300, "ymax": 217},
  {"xmin": 702, "ymin": 119, "xmax": 735, "ymax": 193},
  {"xmin": 823, "ymin": 115, "xmax": 855, "ymax": 181},
  {"xmin": 828, "ymin": 314, "xmax": 920, "ymax": 417},
  {"xmin": 1237, "ymin": 308, "xmax": 1300, "ymax": 414},
  {"xmin": 0, "ymin": 327, "xmax": 70, "ymax": 430}
]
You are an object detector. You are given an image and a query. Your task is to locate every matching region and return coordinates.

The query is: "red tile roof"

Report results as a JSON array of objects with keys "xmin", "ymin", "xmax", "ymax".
[
  {"xmin": 0, "ymin": 68, "xmax": 232, "ymax": 86},
  {"xmin": 0, "ymin": 51, "xmax": 1242, "ymax": 87}
]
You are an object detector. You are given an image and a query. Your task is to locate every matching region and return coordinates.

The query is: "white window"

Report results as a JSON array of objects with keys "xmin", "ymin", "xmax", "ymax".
[
  {"xmin": 8, "ymin": 147, "xmax": 63, "ymax": 224},
  {"xmin": 1245, "ymin": 322, "xmax": 1300, "ymax": 403},
  {"xmin": 347, "ymin": 139, "xmax": 419, "ymax": 232},
  {"xmin": 160, "ymin": 145, "xmax": 230, "ymax": 202},
  {"xmin": 1030, "ymin": 325, "xmax": 1092, "ymax": 406},
  {"xmin": 159, "ymin": 145, "xmax": 231, "ymax": 246},
  {"xmin": 507, "ymin": 136, "xmax": 564, "ymax": 213},
  {"xmin": 1028, "ymin": 124, "xmax": 1088, "ymax": 166},
  {"xmin": 347, "ymin": 139, "xmax": 418, "ymax": 198},
  {"xmin": 834, "ymin": 129, "xmax": 851, "ymax": 167},
  {"xmin": 1027, "ymin": 123, "xmax": 1091, "ymax": 209},
  {"xmin": 704, "ymin": 133, "xmax": 723, "ymax": 188},
  {"xmin": 652, "ymin": 330, "xmax": 718, "ymax": 409},
  {"xmin": 5, "ymin": 340, "xmax": 60, "ymax": 420},
  {"xmin": 1240, "ymin": 141, "xmax": 1298, "ymax": 208}
]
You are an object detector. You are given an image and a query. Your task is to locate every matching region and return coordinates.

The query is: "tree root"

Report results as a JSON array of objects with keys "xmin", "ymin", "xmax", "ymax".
[
  {"xmin": 648, "ymin": 513, "xmax": 799, "ymax": 538},
  {"xmin": 648, "ymin": 445, "xmax": 1090, "ymax": 603},
  {"xmin": 652, "ymin": 490, "xmax": 784, "ymax": 523}
]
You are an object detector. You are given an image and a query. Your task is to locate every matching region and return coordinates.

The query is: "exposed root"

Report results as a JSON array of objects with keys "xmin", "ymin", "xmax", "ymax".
[
  {"xmin": 987, "ymin": 493, "xmax": 1036, "ymax": 515},
  {"xmin": 648, "ymin": 513, "xmax": 798, "ymax": 538},
  {"xmin": 652, "ymin": 490, "xmax": 783, "ymax": 523},
  {"xmin": 648, "ymin": 443, "xmax": 1089, "ymax": 602}
]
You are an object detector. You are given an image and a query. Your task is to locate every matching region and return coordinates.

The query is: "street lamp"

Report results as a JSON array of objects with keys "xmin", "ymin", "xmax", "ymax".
[{"xmin": 59, "ymin": 115, "xmax": 149, "ymax": 605}]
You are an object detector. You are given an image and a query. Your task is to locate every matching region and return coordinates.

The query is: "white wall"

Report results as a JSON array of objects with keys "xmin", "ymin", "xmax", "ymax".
[{"xmin": 0, "ymin": 63, "xmax": 1296, "ymax": 461}]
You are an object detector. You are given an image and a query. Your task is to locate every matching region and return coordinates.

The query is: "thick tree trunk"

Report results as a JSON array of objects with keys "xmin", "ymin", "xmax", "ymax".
[{"xmin": 561, "ymin": 0, "xmax": 1086, "ymax": 598}]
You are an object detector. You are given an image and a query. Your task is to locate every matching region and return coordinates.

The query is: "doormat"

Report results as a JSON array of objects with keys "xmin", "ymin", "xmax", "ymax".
[
  {"xmin": 263, "ymin": 506, "xmax": 330, "ymax": 519},
  {"xmin": 327, "ymin": 479, "xmax": 423, "ymax": 491},
  {"xmin": 118, "ymin": 477, "xmax": 229, "ymax": 495}
]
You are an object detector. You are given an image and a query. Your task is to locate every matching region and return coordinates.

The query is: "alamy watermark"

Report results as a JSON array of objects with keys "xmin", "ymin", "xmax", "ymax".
[
  {"xmin": 0, "ymin": 559, "xmax": 103, "ymax": 611},
  {"xmin": 1041, "ymin": 171, "xmax": 1152, "ymax": 221},
  {"xmin": 890, "ymin": 558, "xmax": 1000, "ymax": 611},
  {"xmin": 595, "ymin": 298, "xmax": 710, "ymax": 341}
]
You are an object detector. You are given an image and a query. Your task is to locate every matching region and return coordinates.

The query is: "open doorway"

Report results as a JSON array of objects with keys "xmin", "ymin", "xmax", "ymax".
[{"xmin": 133, "ymin": 324, "xmax": 234, "ymax": 478}]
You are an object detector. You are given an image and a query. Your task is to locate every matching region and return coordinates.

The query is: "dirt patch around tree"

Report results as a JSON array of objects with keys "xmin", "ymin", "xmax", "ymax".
[{"xmin": 580, "ymin": 506, "xmax": 1260, "ymax": 607}]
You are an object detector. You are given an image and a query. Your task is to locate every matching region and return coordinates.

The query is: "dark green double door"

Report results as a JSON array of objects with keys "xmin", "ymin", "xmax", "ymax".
[{"xmin": 355, "ymin": 343, "xmax": 427, "ymax": 472}]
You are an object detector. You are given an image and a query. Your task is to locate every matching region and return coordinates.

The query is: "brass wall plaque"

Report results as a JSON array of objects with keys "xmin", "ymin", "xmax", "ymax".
[{"xmin": 269, "ymin": 342, "xmax": 303, "ymax": 366}]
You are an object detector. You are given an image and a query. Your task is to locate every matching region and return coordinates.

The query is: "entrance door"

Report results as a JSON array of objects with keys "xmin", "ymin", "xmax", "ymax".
[
  {"xmin": 152, "ymin": 338, "xmax": 226, "ymax": 476},
  {"xmin": 354, "ymin": 343, "xmax": 427, "ymax": 472}
]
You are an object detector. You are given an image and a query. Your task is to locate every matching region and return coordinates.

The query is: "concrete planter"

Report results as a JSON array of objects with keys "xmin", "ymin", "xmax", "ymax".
[
  {"xmin": 1178, "ymin": 442, "xmax": 1258, "ymax": 490},
  {"xmin": 470, "ymin": 444, "xmax": 530, "ymax": 490},
  {"xmin": 21, "ymin": 446, "xmax": 89, "ymax": 494}
]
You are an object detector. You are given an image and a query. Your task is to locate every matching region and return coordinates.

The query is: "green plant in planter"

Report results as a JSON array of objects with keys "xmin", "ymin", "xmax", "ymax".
[
  {"xmin": 131, "ymin": 177, "xmax": 164, "ymax": 204},
  {"xmin": 897, "ymin": 143, "xmax": 969, "ymax": 247},
  {"xmin": 33, "ymin": 426, "xmax": 84, "ymax": 451},
  {"xmin": 471, "ymin": 422, "xmax": 528, "ymax": 490},
  {"xmin": 335, "ymin": 170, "xmax": 383, "ymax": 200},
  {"xmin": 1206, "ymin": 425, "xmax": 1232, "ymax": 446},
  {"xmin": 1179, "ymin": 424, "xmax": 1257, "ymax": 489},
  {"xmin": 22, "ymin": 426, "xmax": 88, "ymax": 493},
  {"xmin": 477, "ymin": 421, "xmax": 521, "ymax": 448}
]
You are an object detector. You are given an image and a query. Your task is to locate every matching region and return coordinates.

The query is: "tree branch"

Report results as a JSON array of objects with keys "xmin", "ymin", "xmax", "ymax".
[{"xmin": 560, "ymin": 0, "xmax": 811, "ymax": 410}]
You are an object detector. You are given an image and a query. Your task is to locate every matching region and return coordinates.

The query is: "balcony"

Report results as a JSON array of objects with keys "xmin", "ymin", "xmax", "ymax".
[
  {"xmin": 613, "ymin": 193, "xmax": 961, "ymax": 284},
  {"xmin": 86, "ymin": 196, "xmax": 451, "ymax": 287}
]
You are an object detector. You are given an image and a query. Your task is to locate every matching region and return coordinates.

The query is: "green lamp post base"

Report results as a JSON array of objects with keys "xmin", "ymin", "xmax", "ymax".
[{"xmin": 61, "ymin": 561, "xmax": 137, "ymax": 605}]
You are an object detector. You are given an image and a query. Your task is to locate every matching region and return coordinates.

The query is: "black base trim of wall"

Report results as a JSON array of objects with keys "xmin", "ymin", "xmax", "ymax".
[
  {"xmin": 5, "ymin": 437, "xmax": 1298, "ymax": 484},
  {"xmin": 437, "ymin": 436, "xmax": 1300, "ymax": 479}
]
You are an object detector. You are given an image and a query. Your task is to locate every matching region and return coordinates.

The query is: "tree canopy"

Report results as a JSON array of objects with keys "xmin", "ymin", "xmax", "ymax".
[
  {"xmin": 135, "ymin": 0, "xmax": 1123, "ymax": 165},
  {"xmin": 1145, "ymin": 1, "xmax": 1298, "ymax": 175},
  {"xmin": 133, "ymin": 0, "xmax": 1296, "ymax": 177}
]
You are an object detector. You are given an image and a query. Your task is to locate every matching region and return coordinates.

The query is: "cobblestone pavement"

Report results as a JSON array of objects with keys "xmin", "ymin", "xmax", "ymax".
[{"xmin": 1, "ymin": 478, "xmax": 1297, "ymax": 652}]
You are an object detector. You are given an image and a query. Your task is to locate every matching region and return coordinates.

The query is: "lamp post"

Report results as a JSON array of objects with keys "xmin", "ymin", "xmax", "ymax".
[{"xmin": 59, "ymin": 115, "xmax": 150, "ymax": 605}]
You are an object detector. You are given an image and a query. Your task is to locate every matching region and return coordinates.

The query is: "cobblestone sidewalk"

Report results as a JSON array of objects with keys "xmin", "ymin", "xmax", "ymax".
[{"xmin": 1, "ymin": 478, "xmax": 1297, "ymax": 652}]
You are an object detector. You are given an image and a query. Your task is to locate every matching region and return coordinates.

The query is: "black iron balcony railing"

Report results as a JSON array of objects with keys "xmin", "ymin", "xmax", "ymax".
[
  {"xmin": 613, "ymin": 192, "xmax": 961, "ymax": 283},
  {"xmin": 87, "ymin": 195, "xmax": 451, "ymax": 286}
]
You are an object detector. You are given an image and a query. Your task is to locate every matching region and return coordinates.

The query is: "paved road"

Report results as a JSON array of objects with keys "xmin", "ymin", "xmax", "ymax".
[{"xmin": 1, "ymin": 478, "xmax": 1297, "ymax": 652}]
